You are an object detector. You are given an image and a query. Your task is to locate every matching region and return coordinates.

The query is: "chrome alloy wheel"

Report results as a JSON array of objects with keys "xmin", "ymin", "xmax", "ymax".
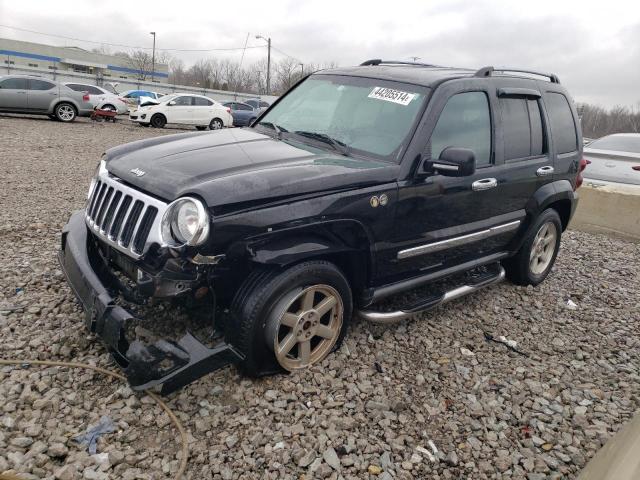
[
  {"xmin": 57, "ymin": 104, "xmax": 75, "ymax": 121},
  {"xmin": 266, "ymin": 284, "xmax": 343, "ymax": 371},
  {"xmin": 529, "ymin": 221, "xmax": 558, "ymax": 275}
]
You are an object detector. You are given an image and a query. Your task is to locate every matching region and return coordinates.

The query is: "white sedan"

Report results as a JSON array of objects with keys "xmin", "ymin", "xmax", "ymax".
[
  {"xmin": 129, "ymin": 93, "xmax": 233, "ymax": 130},
  {"xmin": 64, "ymin": 83, "xmax": 129, "ymax": 114}
]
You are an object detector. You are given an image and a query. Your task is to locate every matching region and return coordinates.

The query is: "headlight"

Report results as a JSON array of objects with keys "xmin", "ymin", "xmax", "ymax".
[
  {"xmin": 161, "ymin": 197, "xmax": 210, "ymax": 247},
  {"xmin": 87, "ymin": 159, "xmax": 108, "ymax": 199}
]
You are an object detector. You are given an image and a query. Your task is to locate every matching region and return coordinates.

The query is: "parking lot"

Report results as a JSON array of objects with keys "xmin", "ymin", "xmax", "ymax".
[{"xmin": 0, "ymin": 115, "xmax": 639, "ymax": 479}]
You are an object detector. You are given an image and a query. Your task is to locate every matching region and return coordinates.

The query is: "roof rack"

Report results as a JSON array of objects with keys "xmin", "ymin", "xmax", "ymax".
[
  {"xmin": 475, "ymin": 66, "xmax": 560, "ymax": 84},
  {"xmin": 360, "ymin": 59, "xmax": 440, "ymax": 68}
]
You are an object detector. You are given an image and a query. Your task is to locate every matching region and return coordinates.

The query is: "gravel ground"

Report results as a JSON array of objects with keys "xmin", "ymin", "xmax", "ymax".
[{"xmin": 1, "ymin": 114, "xmax": 639, "ymax": 480}]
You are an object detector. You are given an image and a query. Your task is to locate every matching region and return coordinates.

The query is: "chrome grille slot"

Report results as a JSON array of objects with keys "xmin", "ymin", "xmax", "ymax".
[{"xmin": 84, "ymin": 168, "xmax": 169, "ymax": 259}]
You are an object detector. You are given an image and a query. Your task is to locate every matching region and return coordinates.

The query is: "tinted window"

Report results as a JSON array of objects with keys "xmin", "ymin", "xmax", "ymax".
[
  {"xmin": 66, "ymin": 83, "xmax": 86, "ymax": 92},
  {"xmin": 245, "ymin": 100, "xmax": 258, "ymax": 108},
  {"xmin": 500, "ymin": 97, "xmax": 546, "ymax": 160},
  {"xmin": 29, "ymin": 80, "xmax": 55, "ymax": 91},
  {"xmin": 429, "ymin": 92, "xmax": 492, "ymax": 166},
  {"xmin": 545, "ymin": 93, "xmax": 578, "ymax": 154},
  {"xmin": 236, "ymin": 103, "xmax": 252, "ymax": 111},
  {"xmin": 529, "ymin": 99, "xmax": 544, "ymax": 156},
  {"xmin": 259, "ymin": 101, "xmax": 270, "ymax": 108},
  {"xmin": 0, "ymin": 78, "xmax": 28, "ymax": 89},
  {"xmin": 500, "ymin": 98, "xmax": 530, "ymax": 160},
  {"xmin": 173, "ymin": 96, "xmax": 192, "ymax": 106},
  {"xmin": 194, "ymin": 97, "xmax": 213, "ymax": 106}
]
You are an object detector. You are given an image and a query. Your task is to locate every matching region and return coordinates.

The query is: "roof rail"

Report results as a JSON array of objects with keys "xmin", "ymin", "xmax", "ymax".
[
  {"xmin": 360, "ymin": 59, "xmax": 439, "ymax": 68},
  {"xmin": 474, "ymin": 66, "xmax": 560, "ymax": 84}
]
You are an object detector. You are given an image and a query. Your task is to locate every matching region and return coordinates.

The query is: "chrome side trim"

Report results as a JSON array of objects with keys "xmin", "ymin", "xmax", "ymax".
[
  {"xmin": 358, "ymin": 266, "xmax": 505, "ymax": 324},
  {"xmin": 397, "ymin": 220, "xmax": 521, "ymax": 260}
]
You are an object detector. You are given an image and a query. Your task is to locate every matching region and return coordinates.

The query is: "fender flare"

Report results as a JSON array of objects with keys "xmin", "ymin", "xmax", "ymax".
[{"xmin": 243, "ymin": 219, "xmax": 376, "ymax": 290}]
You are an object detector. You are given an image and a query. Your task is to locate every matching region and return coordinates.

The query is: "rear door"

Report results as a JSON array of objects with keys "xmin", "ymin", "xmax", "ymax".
[
  {"xmin": 27, "ymin": 79, "xmax": 58, "ymax": 111},
  {"xmin": 0, "ymin": 77, "xmax": 28, "ymax": 110},
  {"xmin": 193, "ymin": 96, "xmax": 214, "ymax": 124}
]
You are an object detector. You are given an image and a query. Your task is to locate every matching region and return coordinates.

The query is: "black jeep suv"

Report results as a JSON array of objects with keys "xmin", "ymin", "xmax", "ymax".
[{"xmin": 59, "ymin": 60, "xmax": 586, "ymax": 393}]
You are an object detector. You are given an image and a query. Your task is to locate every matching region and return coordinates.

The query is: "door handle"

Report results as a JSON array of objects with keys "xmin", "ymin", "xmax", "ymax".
[
  {"xmin": 472, "ymin": 178, "xmax": 498, "ymax": 191},
  {"xmin": 536, "ymin": 166, "xmax": 554, "ymax": 176}
]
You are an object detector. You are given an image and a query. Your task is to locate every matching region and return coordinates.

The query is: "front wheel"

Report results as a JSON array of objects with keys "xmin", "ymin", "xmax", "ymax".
[
  {"xmin": 209, "ymin": 118, "xmax": 223, "ymax": 130},
  {"xmin": 55, "ymin": 103, "xmax": 77, "ymax": 122},
  {"xmin": 150, "ymin": 114, "xmax": 166, "ymax": 128},
  {"xmin": 503, "ymin": 208, "xmax": 562, "ymax": 286},
  {"xmin": 230, "ymin": 261, "xmax": 352, "ymax": 376}
]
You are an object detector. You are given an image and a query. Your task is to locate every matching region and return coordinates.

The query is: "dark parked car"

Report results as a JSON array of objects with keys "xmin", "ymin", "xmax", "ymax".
[
  {"xmin": 0, "ymin": 74, "xmax": 93, "ymax": 121},
  {"xmin": 59, "ymin": 60, "xmax": 585, "ymax": 393},
  {"xmin": 223, "ymin": 101, "xmax": 259, "ymax": 126}
]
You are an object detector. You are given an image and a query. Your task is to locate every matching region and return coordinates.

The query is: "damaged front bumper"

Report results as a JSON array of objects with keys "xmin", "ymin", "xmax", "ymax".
[{"xmin": 58, "ymin": 210, "xmax": 243, "ymax": 394}]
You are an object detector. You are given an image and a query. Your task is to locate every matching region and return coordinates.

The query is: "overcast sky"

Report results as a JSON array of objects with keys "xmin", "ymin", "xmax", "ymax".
[{"xmin": 1, "ymin": 0, "xmax": 639, "ymax": 107}]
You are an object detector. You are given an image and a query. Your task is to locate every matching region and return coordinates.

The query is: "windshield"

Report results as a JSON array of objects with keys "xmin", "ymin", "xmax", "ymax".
[
  {"xmin": 256, "ymin": 74, "xmax": 428, "ymax": 161},
  {"xmin": 587, "ymin": 135, "xmax": 640, "ymax": 153}
]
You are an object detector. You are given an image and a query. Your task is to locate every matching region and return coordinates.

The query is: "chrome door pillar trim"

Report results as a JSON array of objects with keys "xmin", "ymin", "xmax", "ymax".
[{"xmin": 397, "ymin": 220, "xmax": 521, "ymax": 260}]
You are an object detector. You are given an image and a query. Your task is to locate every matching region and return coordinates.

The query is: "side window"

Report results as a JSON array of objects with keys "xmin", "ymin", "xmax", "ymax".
[
  {"xmin": 194, "ymin": 97, "xmax": 213, "ymax": 106},
  {"xmin": 237, "ymin": 103, "xmax": 252, "ymax": 111},
  {"xmin": 545, "ymin": 92, "xmax": 578, "ymax": 154},
  {"xmin": 66, "ymin": 84, "xmax": 85, "ymax": 92},
  {"xmin": 0, "ymin": 78, "xmax": 28, "ymax": 89},
  {"xmin": 429, "ymin": 91, "xmax": 492, "ymax": 167},
  {"xmin": 173, "ymin": 96, "xmax": 192, "ymax": 106},
  {"xmin": 29, "ymin": 80, "xmax": 55, "ymax": 91},
  {"xmin": 259, "ymin": 101, "xmax": 270, "ymax": 108},
  {"xmin": 500, "ymin": 97, "xmax": 546, "ymax": 160}
]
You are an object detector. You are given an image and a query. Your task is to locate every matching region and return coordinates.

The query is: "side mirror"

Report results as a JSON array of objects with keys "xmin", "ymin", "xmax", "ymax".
[
  {"xmin": 168, "ymin": 100, "xmax": 176, "ymax": 106},
  {"xmin": 423, "ymin": 147, "xmax": 476, "ymax": 177}
]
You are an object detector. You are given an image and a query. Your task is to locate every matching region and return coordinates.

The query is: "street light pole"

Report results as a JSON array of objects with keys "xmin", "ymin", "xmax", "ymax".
[
  {"xmin": 150, "ymin": 31, "xmax": 156, "ymax": 82},
  {"xmin": 255, "ymin": 35, "xmax": 271, "ymax": 95}
]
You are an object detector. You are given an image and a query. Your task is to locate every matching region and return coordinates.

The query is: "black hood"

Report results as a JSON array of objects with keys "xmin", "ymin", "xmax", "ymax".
[{"xmin": 104, "ymin": 128, "xmax": 399, "ymax": 207}]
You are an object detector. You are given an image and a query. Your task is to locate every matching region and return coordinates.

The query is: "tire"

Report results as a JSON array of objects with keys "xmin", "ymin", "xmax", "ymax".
[
  {"xmin": 54, "ymin": 103, "xmax": 77, "ymax": 122},
  {"xmin": 195, "ymin": 126, "xmax": 207, "ymax": 131},
  {"xmin": 503, "ymin": 208, "xmax": 562, "ymax": 286},
  {"xmin": 209, "ymin": 118, "xmax": 223, "ymax": 130},
  {"xmin": 248, "ymin": 117, "xmax": 256, "ymax": 126},
  {"xmin": 230, "ymin": 261, "xmax": 352, "ymax": 376},
  {"xmin": 150, "ymin": 114, "xmax": 166, "ymax": 128}
]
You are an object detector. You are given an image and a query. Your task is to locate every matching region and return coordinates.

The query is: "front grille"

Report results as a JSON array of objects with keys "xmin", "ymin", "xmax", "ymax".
[{"xmin": 85, "ymin": 169, "xmax": 167, "ymax": 259}]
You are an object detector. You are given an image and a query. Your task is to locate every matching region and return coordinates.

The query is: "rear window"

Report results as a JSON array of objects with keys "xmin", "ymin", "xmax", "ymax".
[
  {"xmin": 29, "ymin": 79, "xmax": 56, "ymax": 91},
  {"xmin": 587, "ymin": 135, "xmax": 640, "ymax": 154},
  {"xmin": 194, "ymin": 97, "xmax": 213, "ymax": 106},
  {"xmin": 545, "ymin": 92, "xmax": 578, "ymax": 154},
  {"xmin": 500, "ymin": 98, "xmax": 546, "ymax": 160}
]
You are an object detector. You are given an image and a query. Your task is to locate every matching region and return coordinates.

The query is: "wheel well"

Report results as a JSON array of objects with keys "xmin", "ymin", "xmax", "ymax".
[
  {"xmin": 54, "ymin": 101, "xmax": 77, "ymax": 113},
  {"xmin": 546, "ymin": 199, "xmax": 572, "ymax": 230}
]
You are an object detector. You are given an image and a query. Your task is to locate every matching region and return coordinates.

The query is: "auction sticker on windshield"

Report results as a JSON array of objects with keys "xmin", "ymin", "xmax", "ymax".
[{"xmin": 368, "ymin": 87, "xmax": 416, "ymax": 106}]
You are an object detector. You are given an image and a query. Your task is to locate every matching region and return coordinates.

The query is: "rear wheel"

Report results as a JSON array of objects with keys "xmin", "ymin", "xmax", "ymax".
[
  {"xmin": 209, "ymin": 118, "xmax": 223, "ymax": 130},
  {"xmin": 230, "ymin": 261, "xmax": 352, "ymax": 376},
  {"xmin": 150, "ymin": 114, "xmax": 166, "ymax": 128},
  {"xmin": 248, "ymin": 117, "xmax": 256, "ymax": 126},
  {"xmin": 55, "ymin": 103, "xmax": 76, "ymax": 122},
  {"xmin": 504, "ymin": 208, "xmax": 562, "ymax": 285}
]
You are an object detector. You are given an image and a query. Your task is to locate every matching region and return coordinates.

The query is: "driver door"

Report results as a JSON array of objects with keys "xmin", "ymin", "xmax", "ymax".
[
  {"xmin": 167, "ymin": 95, "xmax": 193, "ymax": 124},
  {"xmin": 386, "ymin": 82, "xmax": 523, "ymax": 282}
]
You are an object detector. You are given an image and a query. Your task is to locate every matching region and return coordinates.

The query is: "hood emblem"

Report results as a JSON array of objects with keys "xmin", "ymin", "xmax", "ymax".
[{"xmin": 130, "ymin": 168, "xmax": 146, "ymax": 177}]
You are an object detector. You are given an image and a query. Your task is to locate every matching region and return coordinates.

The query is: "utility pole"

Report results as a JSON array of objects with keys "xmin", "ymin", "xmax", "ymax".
[
  {"xmin": 150, "ymin": 31, "xmax": 156, "ymax": 82},
  {"xmin": 409, "ymin": 56, "xmax": 420, "ymax": 62},
  {"xmin": 256, "ymin": 35, "xmax": 271, "ymax": 95},
  {"xmin": 299, "ymin": 63, "xmax": 304, "ymax": 76}
]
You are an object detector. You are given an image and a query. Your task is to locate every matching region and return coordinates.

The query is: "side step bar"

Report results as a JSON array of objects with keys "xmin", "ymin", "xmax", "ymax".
[{"xmin": 358, "ymin": 265, "xmax": 506, "ymax": 324}]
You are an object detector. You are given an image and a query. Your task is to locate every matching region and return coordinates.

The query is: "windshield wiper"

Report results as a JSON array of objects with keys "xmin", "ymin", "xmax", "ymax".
[
  {"xmin": 293, "ymin": 131, "xmax": 351, "ymax": 156},
  {"xmin": 256, "ymin": 121, "xmax": 287, "ymax": 139}
]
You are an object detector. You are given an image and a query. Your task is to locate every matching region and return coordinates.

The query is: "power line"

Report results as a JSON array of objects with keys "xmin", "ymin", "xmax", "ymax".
[{"xmin": 0, "ymin": 24, "xmax": 265, "ymax": 52}]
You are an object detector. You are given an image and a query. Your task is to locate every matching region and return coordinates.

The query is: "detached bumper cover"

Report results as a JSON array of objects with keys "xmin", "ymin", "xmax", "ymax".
[{"xmin": 59, "ymin": 210, "xmax": 242, "ymax": 394}]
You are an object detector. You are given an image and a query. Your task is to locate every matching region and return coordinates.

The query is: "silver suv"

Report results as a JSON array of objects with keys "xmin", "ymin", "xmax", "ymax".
[{"xmin": 0, "ymin": 75, "xmax": 93, "ymax": 122}]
